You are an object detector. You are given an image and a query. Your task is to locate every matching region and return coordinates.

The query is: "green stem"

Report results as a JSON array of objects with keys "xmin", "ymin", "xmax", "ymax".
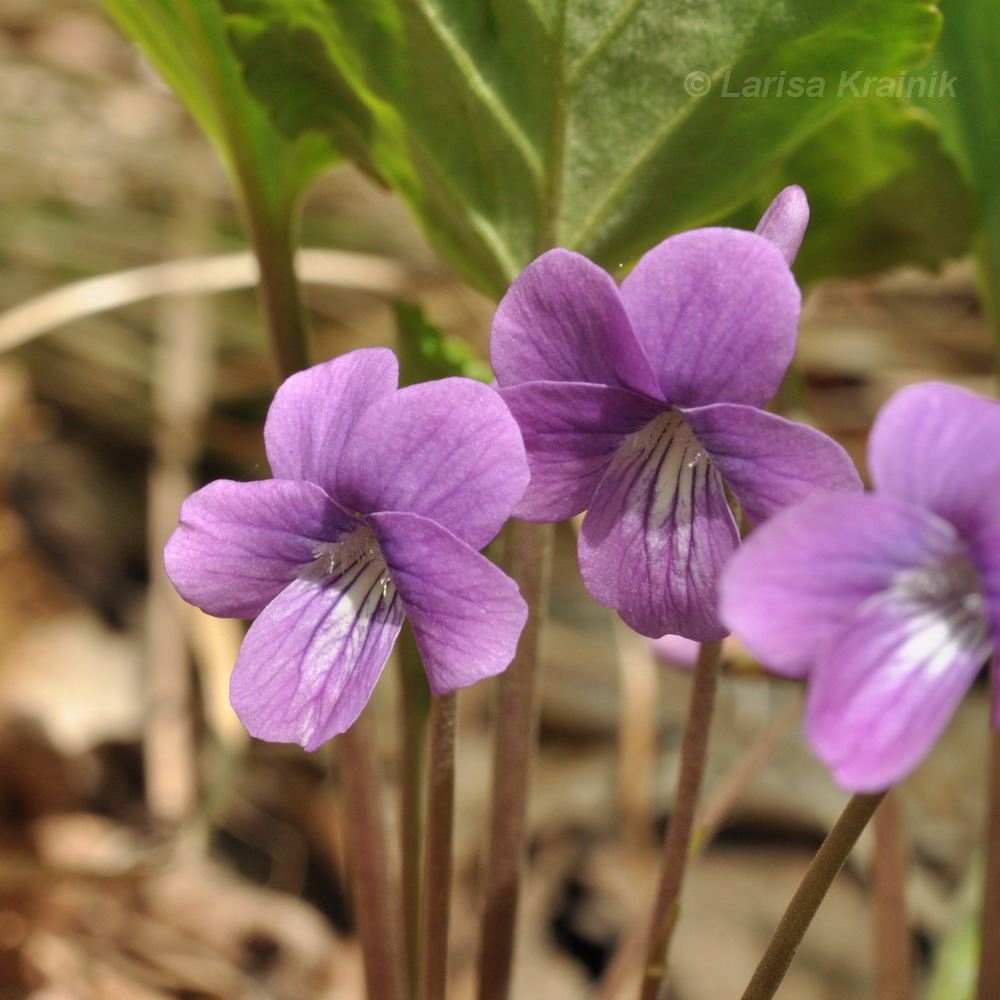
[
  {"xmin": 476, "ymin": 520, "xmax": 554, "ymax": 1000},
  {"xmin": 740, "ymin": 791, "xmax": 886, "ymax": 1000},
  {"xmin": 418, "ymin": 693, "xmax": 457, "ymax": 1000},
  {"xmin": 638, "ymin": 638, "xmax": 723, "ymax": 1000},
  {"xmin": 240, "ymin": 194, "xmax": 312, "ymax": 379},
  {"xmin": 976, "ymin": 726, "xmax": 1000, "ymax": 1000},
  {"xmin": 398, "ymin": 624, "xmax": 432, "ymax": 990},
  {"xmin": 173, "ymin": 0, "xmax": 311, "ymax": 381},
  {"xmin": 339, "ymin": 714, "xmax": 410, "ymax": 1000}
]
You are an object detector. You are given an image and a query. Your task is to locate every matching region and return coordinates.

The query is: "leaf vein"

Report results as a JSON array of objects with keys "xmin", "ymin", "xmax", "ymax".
[{"xmin": 411, "ymin": 1, "xmax": 545, "ymax": 184}]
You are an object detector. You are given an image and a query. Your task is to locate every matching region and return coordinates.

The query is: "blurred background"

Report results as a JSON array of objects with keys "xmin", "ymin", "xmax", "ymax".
[{"xmin": 0, "ymin": 1, "xmax": 996, "ymax": 998}]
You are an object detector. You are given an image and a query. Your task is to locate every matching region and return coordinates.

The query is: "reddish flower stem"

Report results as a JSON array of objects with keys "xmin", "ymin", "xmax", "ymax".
[
  {"xmin": 339, "ymin": 714, "xmax": 410, "ymax": 1000},
  {"xmin": 397, "ymin": 625, "xmax": 432, "ymax": 988},
  {"xmin": 418, "ymin": 693, "xmax": 457, "ymax": 1000},
  {"xmin": 476, "ymin": 520, "xmax": 553, "ymax": 1000},
  {"xmin": 977, "ymin": 726, "xmax": 1000, "ymax": 1000},
  {"xmin": 740, "ymin": 791, "xmax": 886, "ymax": 1000},
  {"xmin": 873, "ymin": 789, "xmax": 911, "ymax": 1000},
  {"xmin": 638, "ymin": 638, "xmax": 723, "ymax": 1000}
]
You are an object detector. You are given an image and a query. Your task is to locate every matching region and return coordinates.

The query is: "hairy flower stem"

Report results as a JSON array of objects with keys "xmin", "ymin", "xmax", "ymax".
[
  {"xmin": 476, "ymin": 520, "xmax": 553, "ymax": 1000},
  {"xmin": 740, "ymin": 791, "xmax": 886, "ymax": 1000},
  {"xmin": 977, "ymin": 726, "xmax": 1000, "ymax": 1000},
  {"xmin": 419, "ymin": 693, "xmax": 457, "ymax": 1000},
  {"xmin": 873, "ymin": 789, "xmax": 911, "ymax": 1000},
  {"xmin": 397, "ymin": 625, "xmax": 432, "ymax": 989},
  {"xmin": 638, "ymin": 638, "xmax": 723, "ymax": 1000},
  {"xmin": 339, "ymin": 714, "xmax": 410, "ymax": 1000}
]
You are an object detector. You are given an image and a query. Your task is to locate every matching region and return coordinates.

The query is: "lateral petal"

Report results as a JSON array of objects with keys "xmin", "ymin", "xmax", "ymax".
[
  {"xmin": 264, "ymin": 348, "xmax": 399, "ymax": 494},
  {"xmin": 969, "ymin": 519, "xmax": 1000, "ymax": 726},
  {"xmin": 498, "ymin": 381, "xmax": 666, "ymax": 521},
  {"xmin": 371, "ymin": 511, "xmax": 527, "ymax": 694},
  {"xmin": 338, "ymin": 377, "xmax": 529, "ymax": 550},
  {"xmin": 619, "ymin": 229, "xmax": 800, "ymax": 408},
  {"xmin": 164, "ymin": 478, "xmax": 357, "ymax": 619},
  {"xmin": 490, "ymin": 249, "xmax": 660, "ymax": 397},
  {"xmin": 229, "ymin": 556, "xmax": 404, "ymax": 751},
  {"xmin": 579, "ymin": 411, "xmax": 738, "ymax": 641},
  {"xmin": 807, "ymin": 574, "xmax": 990, "ymax": 792},
  {"xmin": 868, "ymin": 381, "xmax": 1000, "ymax": 538},
  {"xmin": 720, "ymin": 494, "xmax": 963, "ymax": 678},
  {"xmin": 683, "ymin": 403, "xmax": 861, "ymax": 525}
]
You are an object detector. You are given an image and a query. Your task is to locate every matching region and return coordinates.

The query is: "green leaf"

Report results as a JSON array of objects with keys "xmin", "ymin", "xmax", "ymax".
[
  {"xmin": 222, "ymin": 0, "xmax": 940, "ymax": 297},
  {"xmin": 725, "ymin": 98, "xmax": 976, "ymax": 285},
  {"xmin": 909, "ymin": 0, "xmax": 1000, "ymax": 360},
  {"xmin": 99, "ymin": 0, "xmax": 337, "ymax": 226},
  {"xmin": 394, "ymin": 302, "xmax": 492, "ymax": 387},
  {"xmin": 99, "ymin": 0, "xmax": 341, "ymax": 375}
]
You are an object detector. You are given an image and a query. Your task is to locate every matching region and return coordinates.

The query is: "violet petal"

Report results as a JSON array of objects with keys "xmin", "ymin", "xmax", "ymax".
[
  {"xmin": 164, "ymin": 478, "xmax": 357, "ymax": 619},
  {"xmin": 720, "ymin": 494, "xmax": 963, "ymax": 678},
  {"xmin": 371, "ymin": 511, "xmax": 527, "ymax": 694},
  {"xmin": 683, "ymin": 403, "xmax": 861, "ymax": 525},
  {"xmin": 490, "ymin": 249, "xmax": 659, "ymax": 397},
  {"xmin": 806, "ymin": 574, "xmax": 990, "ymax": 792},
  {"xmin": 229, "ymin": 556, "xmax": 404, "ymax": 751},
  {"xmin": 754, "ymin": 185, "xmax": 810, "ymax": 266},
  {"xmin": 869, "ymin": 381, "xmax": 1000, "ymax": 539},
  {"xmin": 338, "ymin": 377, "xmax": 528, "ymax": 550},
  {"xmin": 498, "ymin": 381, "xmax": 667, "ymax": 521},
  {"xmin": 264, "ymin": 348, "xmax": 399, "ymax": 494},
  {"xmin": 579, "ymin": 411, "xmax": 738, "ymax": 640},
  {"xmin": 619, "ymin": 228, "xmax": 800, "ymax": 409}
]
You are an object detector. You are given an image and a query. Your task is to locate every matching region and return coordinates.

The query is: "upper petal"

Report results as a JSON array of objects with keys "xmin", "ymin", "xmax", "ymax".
[
  {"xmin": 490, "ymin": 249, "xmax": 660, "ymax": 397},
  {"xmin": 164, "ymin": 478, "xmax": 357, "ymax": 619},
  {"xmin": 619, "ymin": 228, "xmax": 801, "ymax": 408},
  {"xmin": 868, "ymin": 381, "xmax": 1000, "ymax": 539},
  {"xmin": 229, "ymin": 553, "xmax": 404, "ymax": 750},
  {"xmin": 579, "ymin": 411, "xmax": 738, "ymax": 641},
  {"xmin": 498, "ymin": 381, "xmax": 666, "ymax": 521},
  {"xmin": 754, "ymin": 185, "xmax": 810, "ymax": 267},
  {"xmin": 806, "ymin": 571, "xmax": 990, "ymax": 792},
  {"xmin": 338, "ymin": 377, "xmax": 529, "ymax": 549},
  {"xmin": 371, "ymin": 511, "xmax": 527, "ymax": 694},
  {"xmin": 683, "ymin": 403, "xmax": 861, "ymax": 525},
  {"xmin": 720, "ymin": 494, "xmax": 963, "ymax": 678},
  {"xmin": 264, "ymin": 348, "xmax": 399, "ymax": 494}
]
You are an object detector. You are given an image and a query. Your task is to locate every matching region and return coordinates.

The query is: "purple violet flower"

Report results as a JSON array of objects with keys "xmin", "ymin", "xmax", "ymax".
[
  {"xmin": 490, "ymin": 187, "xmax": 861, "ymax": 641},
  {"xmin": 720, "ymin": 382, "xmax": 1000, "ymax": 792},
  {"xmin": 164, "ymin": 348, "xmax": 530, "ymax": 750}
]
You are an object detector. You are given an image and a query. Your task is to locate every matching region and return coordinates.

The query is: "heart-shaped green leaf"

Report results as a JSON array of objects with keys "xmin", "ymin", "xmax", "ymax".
[
  {"xmin": 726, "ymin": 98, "xmax": 976, "ymax": 285},
  {"xmin": 223, "ymin": 0, "xmax": 940, "ymax": 297},
  {"xmin": 100, "ymin": 0, "xmax": 337, "ymax": 225},
  {"xmin": 909, "ymin": 0, "xmax": 1000, "ymax": 355}
]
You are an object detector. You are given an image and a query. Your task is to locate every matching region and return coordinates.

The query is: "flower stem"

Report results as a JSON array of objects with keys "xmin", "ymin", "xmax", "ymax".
[
  {"xmin": 397, "ymin": 624, "xmax": 432, "ymax": 989},
  {"xmin": 338, "ymin": 712, "xmax": 410, "ymax": 1000},
  {"xmin": 638, "ymin": 638, "xmax": 723, "ymax": 1000},
  {"xmin": 614, "ymin": 617, "xmax": 659, "ymax": 855},
  {"xmin": 740, "ymin": 791, "xmax": 886, "ymax": 1000},
  {"xmin": 418, "ymin": 692, "xmax": 457, "ymax": 1000},
  {"xmin": 476, "ymin": 519, "xmax": 553, "ymax": 1000},
  {"xmin": 976, "ymin": 726, "xmax": 1000, "ymax": 1000},
  {"xmin": 873, "ymin": 789, "xmax": 911, "ymax": 1000}
]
